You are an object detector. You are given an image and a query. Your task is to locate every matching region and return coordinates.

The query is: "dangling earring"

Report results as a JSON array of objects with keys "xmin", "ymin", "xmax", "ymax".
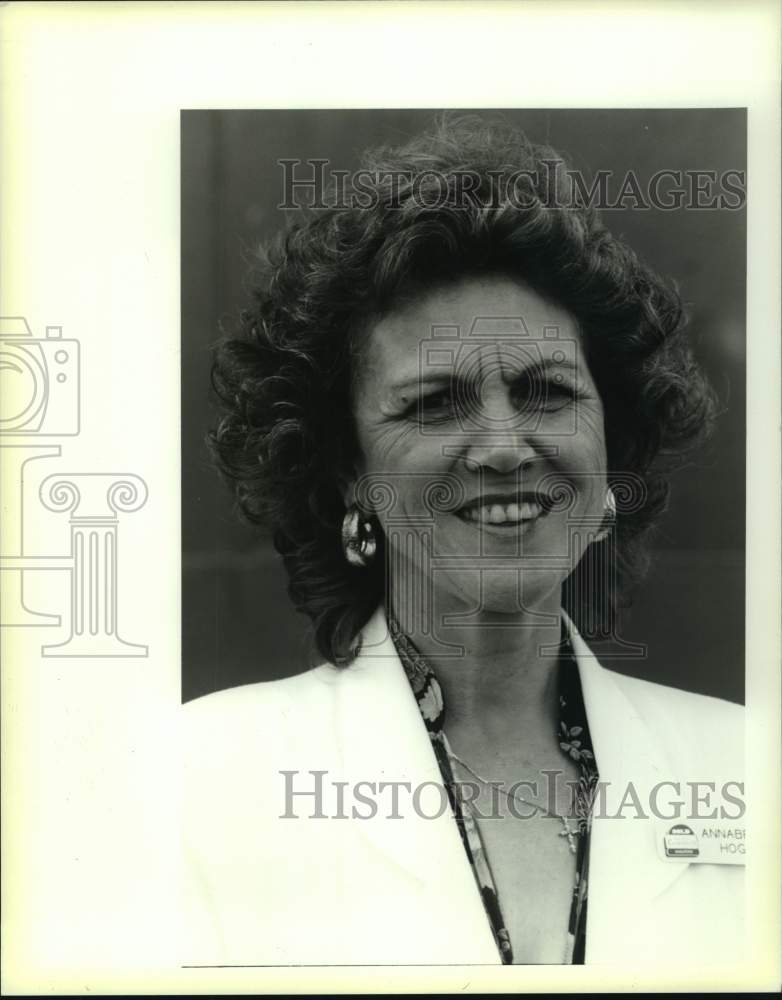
[
  {"xmin": 341, "ymin": 504, "xmax": 378, "ymax": 567},
  {"xmin": 594, "ymin": 486, "xmax": 617, "ymax": 542}
]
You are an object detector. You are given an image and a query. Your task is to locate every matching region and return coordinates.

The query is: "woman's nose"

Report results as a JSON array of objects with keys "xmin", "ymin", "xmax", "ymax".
[
  {"xmin": 462, "ymin": 436, "xmax": 536, "ymax": 475},
  {"xmin": 458, "ymin": 379, "xmax": 537, "ymax": 474}
]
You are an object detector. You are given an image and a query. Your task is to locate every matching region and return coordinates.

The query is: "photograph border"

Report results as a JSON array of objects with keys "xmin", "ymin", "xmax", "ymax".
[{"xmin": 1, "ymin": 1, "xmax": 779, "ymax": 994}]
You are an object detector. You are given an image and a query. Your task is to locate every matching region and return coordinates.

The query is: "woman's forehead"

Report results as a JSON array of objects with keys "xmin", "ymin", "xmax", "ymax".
[{"xmin": 361, "ymin": 276, "xmax": 584, "ymax": 384}]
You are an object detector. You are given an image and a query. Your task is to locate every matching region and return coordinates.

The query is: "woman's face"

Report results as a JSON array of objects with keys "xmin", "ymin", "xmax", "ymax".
[{"xmin": 349, "ymin": 275, "xmax": 608, "ymax": 617}]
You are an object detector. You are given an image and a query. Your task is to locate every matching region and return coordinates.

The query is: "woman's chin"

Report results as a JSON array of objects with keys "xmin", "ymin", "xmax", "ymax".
[{"xmin": 445, "ymin": 568, "xmax": 563, "ymax": 617}]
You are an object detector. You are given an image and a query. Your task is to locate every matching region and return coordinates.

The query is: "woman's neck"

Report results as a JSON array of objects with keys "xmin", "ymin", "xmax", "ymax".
[{"xmin": 388, "ymin": 577, "xmax": 565, "ymax": 744}]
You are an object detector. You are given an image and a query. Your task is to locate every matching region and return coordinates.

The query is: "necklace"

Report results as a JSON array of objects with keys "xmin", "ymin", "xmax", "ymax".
[
  {"xmin": 442, "ymin": 737, "xmax": 581, "ymax": 854},
  {"xmin": 386, "ymin": 611, "xmax": 585, "ymax": 855},
  {"xmin": 387, "ymin": 607, "xmax": 597, "ymax": 963}
]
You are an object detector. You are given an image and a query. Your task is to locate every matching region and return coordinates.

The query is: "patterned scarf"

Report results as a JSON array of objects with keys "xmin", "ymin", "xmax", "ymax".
[{"xmin": 386, "ymin": 610, "xmax": 599, "ymax": 964}]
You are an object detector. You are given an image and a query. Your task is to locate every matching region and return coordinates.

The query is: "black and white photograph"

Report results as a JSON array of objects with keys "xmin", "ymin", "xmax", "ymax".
[
  {"xmin": 1, "ymin": 2, "xmax": 779, "ymax": 995},
  {"xmin": 182, "ymin": 108, "xmax": 747, "ymax": 965}
]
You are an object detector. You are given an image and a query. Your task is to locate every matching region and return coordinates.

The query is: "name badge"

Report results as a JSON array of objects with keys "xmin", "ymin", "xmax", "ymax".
[{"xmin": 656, "ymin": 819, "xmax": 746, "ymax": 865}]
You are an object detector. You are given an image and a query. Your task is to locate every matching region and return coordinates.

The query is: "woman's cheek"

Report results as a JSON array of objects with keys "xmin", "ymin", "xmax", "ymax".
[
  {"xmin": 574, "ymin": 406, "xmax": 608, "ymax": 467},
  {"xmin": 358, "ymin": 420, "xmax": 416, "ymax": 471}
]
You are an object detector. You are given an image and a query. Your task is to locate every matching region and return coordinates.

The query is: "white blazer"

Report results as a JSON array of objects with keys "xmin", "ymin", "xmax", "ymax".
[{"xmin": 182, "ymin": 607, "xmax": 744, "ymax": 966}]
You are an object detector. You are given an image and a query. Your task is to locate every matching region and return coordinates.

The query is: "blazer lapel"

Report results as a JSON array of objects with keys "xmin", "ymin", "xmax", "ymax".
[
  {"xmin": 333, "ymin": 605, "xmax": 500, "ymax": 962},
  {"xmin": 334, "ymin": 606, "xmax": 691, "ymax": 963},
  {"xmin": 565, "ymin": 615, "xmax": 692, "ymax": 958}
]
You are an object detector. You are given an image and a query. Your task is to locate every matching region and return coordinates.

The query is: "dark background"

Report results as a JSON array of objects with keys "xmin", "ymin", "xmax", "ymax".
[{"xmin": 181, "ymin": 109, "xmax": 746, "ymax": 704}]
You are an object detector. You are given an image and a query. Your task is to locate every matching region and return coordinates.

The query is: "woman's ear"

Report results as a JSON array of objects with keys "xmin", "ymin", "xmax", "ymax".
[{"xmin": 336, "ymin": 469, "xmax": 357, "ymax": 509}]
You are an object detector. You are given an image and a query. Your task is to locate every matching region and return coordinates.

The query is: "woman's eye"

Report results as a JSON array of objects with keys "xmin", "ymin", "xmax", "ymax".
[
  {"xmin": 406, "ymin": 379, "xmax": 579, "ymax": 422},
  {"xmin": 417, "ymin": 389, "xmax": 454, "ymax": 415},
  {"xmin": 513, "ymin": 376, "xmax": 576, "ymax": 413}
]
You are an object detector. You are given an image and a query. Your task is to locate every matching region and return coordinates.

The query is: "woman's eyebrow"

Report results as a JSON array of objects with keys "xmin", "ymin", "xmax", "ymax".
[
  {"xmin": 390, "ymin": 357, "xmax": 580, "ymax": 394},
  {"xmin": 390, "ymin": 374, "xmax": 452, "ymax": 395}
]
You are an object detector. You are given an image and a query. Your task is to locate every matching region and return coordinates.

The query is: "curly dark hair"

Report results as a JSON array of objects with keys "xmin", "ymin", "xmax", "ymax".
[{"xmin": 208, "ymin": 115, "xmax": 717, "ymax": 667}]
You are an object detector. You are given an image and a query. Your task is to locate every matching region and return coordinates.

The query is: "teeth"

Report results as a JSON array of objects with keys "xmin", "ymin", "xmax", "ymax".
[{"xmin": 460, "ymin": 500, "xmax": 543, "ymax": 525}]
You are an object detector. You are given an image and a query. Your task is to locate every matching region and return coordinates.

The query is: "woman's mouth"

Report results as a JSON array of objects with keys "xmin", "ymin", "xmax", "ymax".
[{"xmin": 454, "ymin": 495, "xmax": 549, "ymax": 527}]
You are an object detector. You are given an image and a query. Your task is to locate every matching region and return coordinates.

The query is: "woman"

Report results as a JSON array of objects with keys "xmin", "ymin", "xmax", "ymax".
[{"xmin": 184, "ymin": 117, "xmax": 744, "ymax": 966}]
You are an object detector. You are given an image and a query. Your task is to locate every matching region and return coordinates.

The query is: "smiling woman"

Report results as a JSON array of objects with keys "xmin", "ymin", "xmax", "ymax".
[
  {"xmin": 349, "ymin": 276, "xmax": 608, "ymax": 629},
  {"xmin": 184, "ymin": 115, "xmax": 744, "ymax": 967}
]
